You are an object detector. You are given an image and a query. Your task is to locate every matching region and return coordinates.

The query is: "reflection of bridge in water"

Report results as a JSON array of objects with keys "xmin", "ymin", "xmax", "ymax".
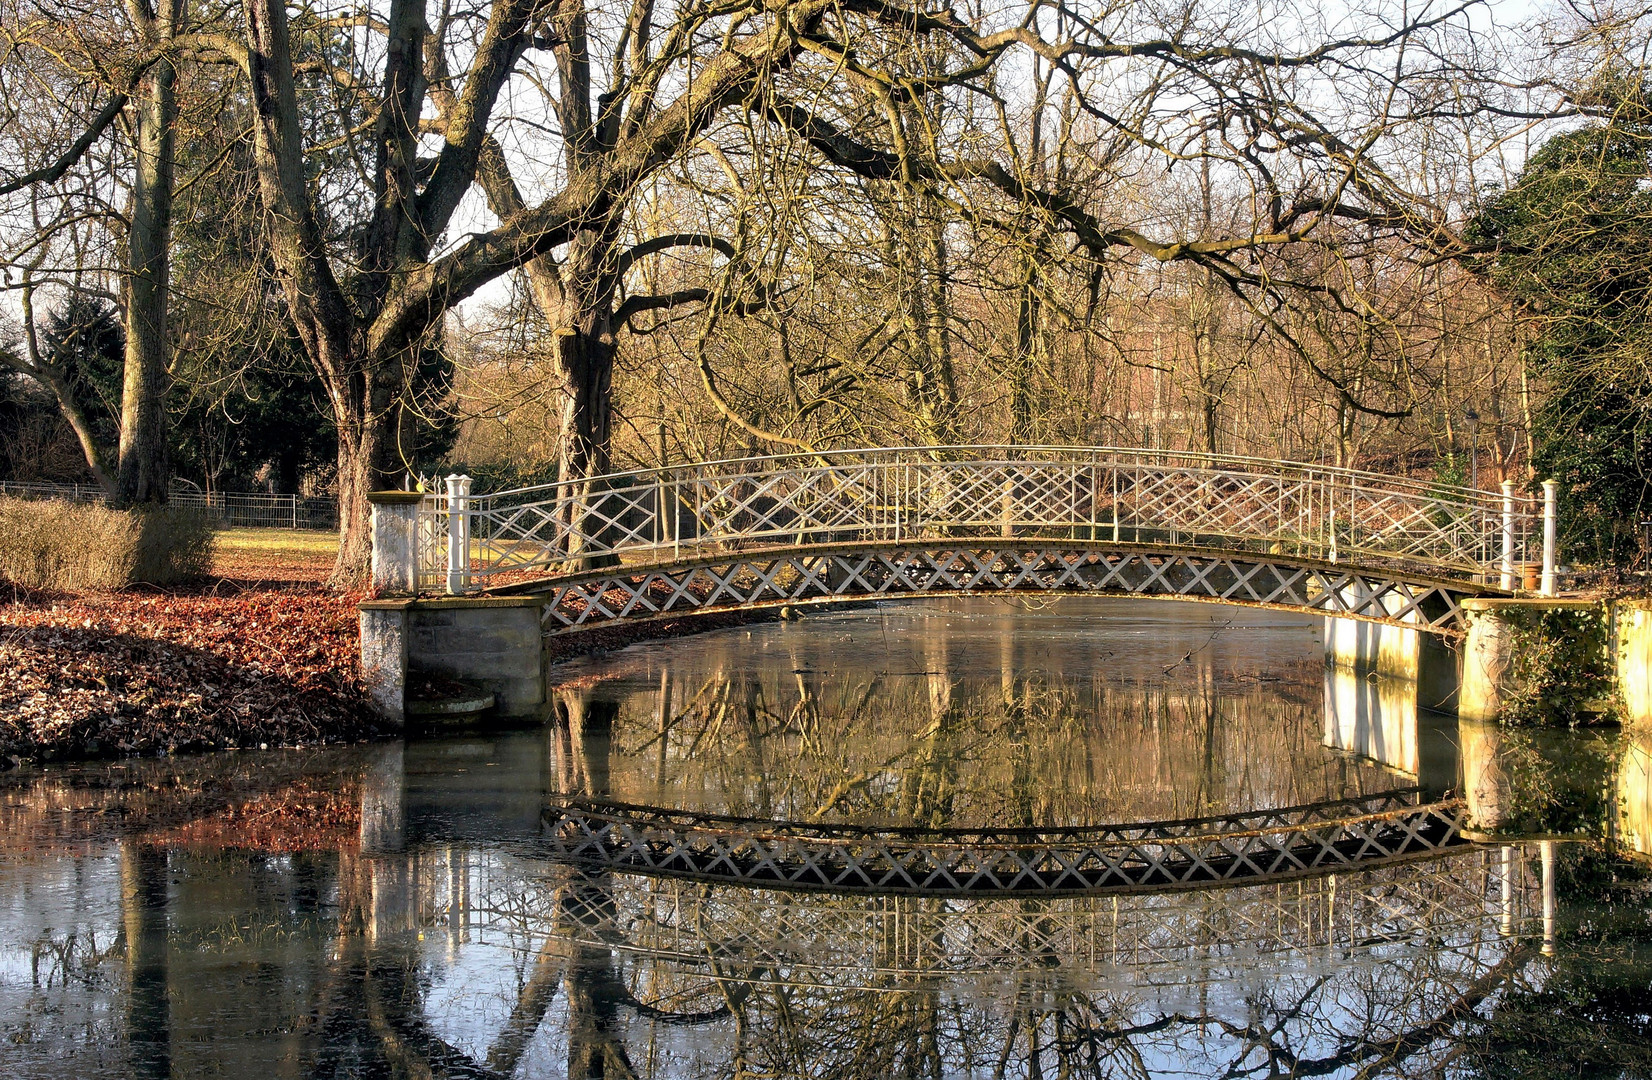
[
  {"xmin": 369, "ymin": 844, "xmax": 1541, "ymax": 990},
  {"xmin": 415, "ymin": 447, "xmax": 1550, "ymax": 633},
  {"xmin": 345, "ymin": 835, "xmax": 1555, "ymax": 1078},
  {"xmin": 330, "ymin": 599, "xmax": 1620, "ymax": 1075},
  {"xmin": 542, "ymin": 790, "xmax": 1468, "ymax": 896},
  {"xmin": 351, "ymin": 683, "xmax": 1570, "ymax": 1077}
]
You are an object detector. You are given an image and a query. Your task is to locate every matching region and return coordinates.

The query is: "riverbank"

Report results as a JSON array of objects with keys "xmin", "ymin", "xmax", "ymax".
[
  {"xmin": 0, "ymin": 528, "xmax": 777, "ymax": 766},
  {"xmin": 0, "ymin": 529, "xmax": 384, "ymax": 766}
]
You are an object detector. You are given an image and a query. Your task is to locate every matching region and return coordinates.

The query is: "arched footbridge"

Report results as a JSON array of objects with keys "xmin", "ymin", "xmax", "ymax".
[{"xmin": 408, "ymin": 447, "xmax": 1549, "ymax": 635}]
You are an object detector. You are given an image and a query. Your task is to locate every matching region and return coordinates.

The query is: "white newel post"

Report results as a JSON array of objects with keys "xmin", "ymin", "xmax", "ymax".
[
  {"xmin": 1540, "ymin": 839, "xmax": 1557, "ymax": 956},
  {"xmin": 1541, "ymin": 478, "xmax": 1559, "ymax": 597},
  {"xmin": 368, "ymin": 490, "xmax": 424, "ymax": 595},
  {"xmin": 446, "ymin": 473, "xmax": 473, "ymax": 594},
  {"xmin": 1500, "ymin": 480, "xmax": 1516, "ymax": 590}
]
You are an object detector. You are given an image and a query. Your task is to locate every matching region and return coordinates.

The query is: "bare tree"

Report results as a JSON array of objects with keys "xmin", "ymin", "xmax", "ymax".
[
  {"xmin": 0, "ymin": 1, "xmax": 197, "ymax": 503},
  {"xmin": 115, "ymin": 0, "xmax": 183, "ymax": 505}
]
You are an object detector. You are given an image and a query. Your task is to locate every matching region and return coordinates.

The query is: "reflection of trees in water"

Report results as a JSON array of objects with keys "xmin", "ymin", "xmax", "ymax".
[
  {"xmin": 1452, "ymin": 846, "xmax": 1652, "ymax": 1079},
  {"xmin": 120, "ymin": 843, "xmax": 169, "ymax": 1080},
  {"xmin": 4, "ymin": 833, "xmax": 1648, "ymax": 1076},
  {"xmin": 530, "ymin": 846, "xmax": 1547, "ymax": 1078},
  {"xmin": 579, "ymin": 936, "xmax": 1553, "ymax": 1079},
  {"xmin": 554, "ymin": 687, "xmax": 736, "ymax": 1079},
  {"xmin": 3, "ymin": 686, "xmax": 1647, "ymax": 1077},
  {"xmin": 581, "ymin": 651, "xmax": 1397, "ymax": 828}
]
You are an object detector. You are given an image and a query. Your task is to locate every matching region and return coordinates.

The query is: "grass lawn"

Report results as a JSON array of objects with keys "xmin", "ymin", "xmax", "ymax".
[{"xmin": 212, "ymin": 527, "xmax": 340, "ymax": 583}]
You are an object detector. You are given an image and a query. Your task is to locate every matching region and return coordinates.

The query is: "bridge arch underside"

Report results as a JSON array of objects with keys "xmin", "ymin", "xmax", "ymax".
[{"xmin": 533, "ymin": 541, "xmax": 1496, "ymax": 636}]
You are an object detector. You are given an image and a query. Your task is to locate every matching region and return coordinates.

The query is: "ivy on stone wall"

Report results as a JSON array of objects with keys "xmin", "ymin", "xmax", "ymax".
[{"xmin": 1500, "ymin": 604, "xmax": 1623, "ymax": 727}]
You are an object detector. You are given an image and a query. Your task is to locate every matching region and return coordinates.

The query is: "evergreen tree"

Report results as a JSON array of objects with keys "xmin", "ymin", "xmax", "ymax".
[
  {"xmin": 1470, "ymin": 101, "xmax": 1652, "ymax": 563},
  {"xmin": 40, "ymin": 296, "xmax": 125, "ymax": 457}
]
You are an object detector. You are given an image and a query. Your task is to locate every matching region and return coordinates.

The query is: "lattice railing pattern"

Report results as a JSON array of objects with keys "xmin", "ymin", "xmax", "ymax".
[
  {"xmin": 541, "ymin": 791, "xmax": 1470, "ymax": 896},
  {"xmin": 548, "ymin": 845, "xmax": 1534, "ymax": 982},
  {"xmin": 540, "ymin": 545, "xmax": 1478, "ymax": 633},
  {"xmin": 425, "ymin": 447, "xmax": 1536, "ymax": 590},
  {"xmin": 412, "ymin": 491, "xmax": 448, "ymax": 592},
  {"xmin": 361, "ymin": 843, "xmax": 1536, "ymax": 997}
]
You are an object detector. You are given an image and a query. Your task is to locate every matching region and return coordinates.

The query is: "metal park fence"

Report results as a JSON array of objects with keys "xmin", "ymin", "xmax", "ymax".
[
  {"xmin": 172, "ymin": 490, "xmax": 339, "ymax": 530},
  {"xmin": 0, "ymin": 480, "xmax": 107, "ymax": 504},
  {"xmin": 0, "ymin": 480, "xmax": 338, "ymax": 530}
]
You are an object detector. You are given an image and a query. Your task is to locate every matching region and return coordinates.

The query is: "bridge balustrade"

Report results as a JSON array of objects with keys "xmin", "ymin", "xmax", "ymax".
[{"xmin": 418, "ymin": 447, "xmax": 1542, "ymax": 593}]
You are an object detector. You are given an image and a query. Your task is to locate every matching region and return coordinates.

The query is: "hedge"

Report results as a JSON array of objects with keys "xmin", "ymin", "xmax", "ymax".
[{"xmin": 0, "ymin": 497, "xmax": 214, "ymax": 589}]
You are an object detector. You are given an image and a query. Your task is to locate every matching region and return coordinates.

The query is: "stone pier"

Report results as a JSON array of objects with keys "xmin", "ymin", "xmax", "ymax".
[
  {"xmin": 1458, "ymin": 598, "xmax": 1606, "ymax": 723},
  {"xmin": 1617, "ymin": 600, "xmax": 1652, "ymax": 726},
  {"xmin": 358, "ymin": 490, "xmax": 550, "ymax": 723},
  {"xmin": 359, "ymin": 595, "xmax": 549, "ymax": 719},
  {"xmin": 1323, "ymin": 616, "xmax": 1460, "ymax": 714}
]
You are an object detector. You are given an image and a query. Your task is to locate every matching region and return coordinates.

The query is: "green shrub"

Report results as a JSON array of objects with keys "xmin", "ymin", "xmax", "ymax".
[{"xmin": 0, "ymin": 497, "xmax": 215, "ymax": 589}]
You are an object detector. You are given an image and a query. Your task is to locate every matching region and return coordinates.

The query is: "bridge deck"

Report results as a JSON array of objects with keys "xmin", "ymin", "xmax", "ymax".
[
  {"xmin": 421, "ymin": 447, "xmax": 1540, "ymax": 597},
  {"xmin": 529, "ymin": 540, "xmax": 1497, "ymax": 634}
]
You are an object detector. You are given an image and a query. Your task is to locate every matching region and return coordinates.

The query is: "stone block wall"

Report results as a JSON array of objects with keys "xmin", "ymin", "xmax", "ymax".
[{"xmin": 357, "ymin": 595, "xmax": 550, "ymax": 721}]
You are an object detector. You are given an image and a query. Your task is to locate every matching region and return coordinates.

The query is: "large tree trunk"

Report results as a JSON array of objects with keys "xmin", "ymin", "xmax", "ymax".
[
  {"xmin": 8, "ymin": 280, "xmax": 116, "ymax": 491},
  {"xmin": 550, "ymin": 234, "xmax": 621, "ymax": 568},
  {"xmin": 245, "ymin": 0, "xmax": 398, "ymax": 584},
  {"xmin": 553, "ymin": 313, "xmax": 615, "ymax": 484},
  {"xmin": 886, "ymin": 196, "xmax": 960, "ymax": 446},
  {"xmin": 329, "ymin": 357, "xmax": 408, "ymax": 582},
  {"xmin": 331, "ymin": 417, "xmax": 377, "ymax": 585},
  {"xmin": 56, "ymin": 374, "xmax": 116, "ymax": 492},
  {"xmin": 116, "ymin": 0, "xmax": 181, "ymax": 506},
  {"xmin": 468, "ymin": 158, "xmax": 618, "ymax": 489},
  {"xmin": 1009, "ymin": 248, "xmax": 1041, "ymax": 445},
  {"xmin": 908, "ymin": 205, "xmax": 960, "ymax": 446},
  {"xmin": 921, "ymin": 209, "xmax": 958, "ymax": 439}
]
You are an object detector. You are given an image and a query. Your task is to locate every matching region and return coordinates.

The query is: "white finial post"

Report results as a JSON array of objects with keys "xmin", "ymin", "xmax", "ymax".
[
  {"xmin": 446, "ymin": 474, "xmax": 473, "ymax": 594},
  {"xmin": 1540, "ymin": 479, "xmax": 1559, "ymax": 597},
  {"xmin": 1500, "ymin": 480, "xmax": 1516, "ymax": 590}
]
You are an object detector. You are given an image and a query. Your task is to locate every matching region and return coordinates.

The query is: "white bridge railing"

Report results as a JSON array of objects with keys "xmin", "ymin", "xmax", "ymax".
[{"xmin": 416, "ymin": 447, "xmax": 1551, "ymax": 594}]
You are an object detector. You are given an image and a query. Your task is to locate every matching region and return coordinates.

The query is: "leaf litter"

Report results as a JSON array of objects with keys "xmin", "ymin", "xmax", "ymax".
[{"xmin": 0, "ymin": 583, "xmax": 384, "ymax": 765}]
